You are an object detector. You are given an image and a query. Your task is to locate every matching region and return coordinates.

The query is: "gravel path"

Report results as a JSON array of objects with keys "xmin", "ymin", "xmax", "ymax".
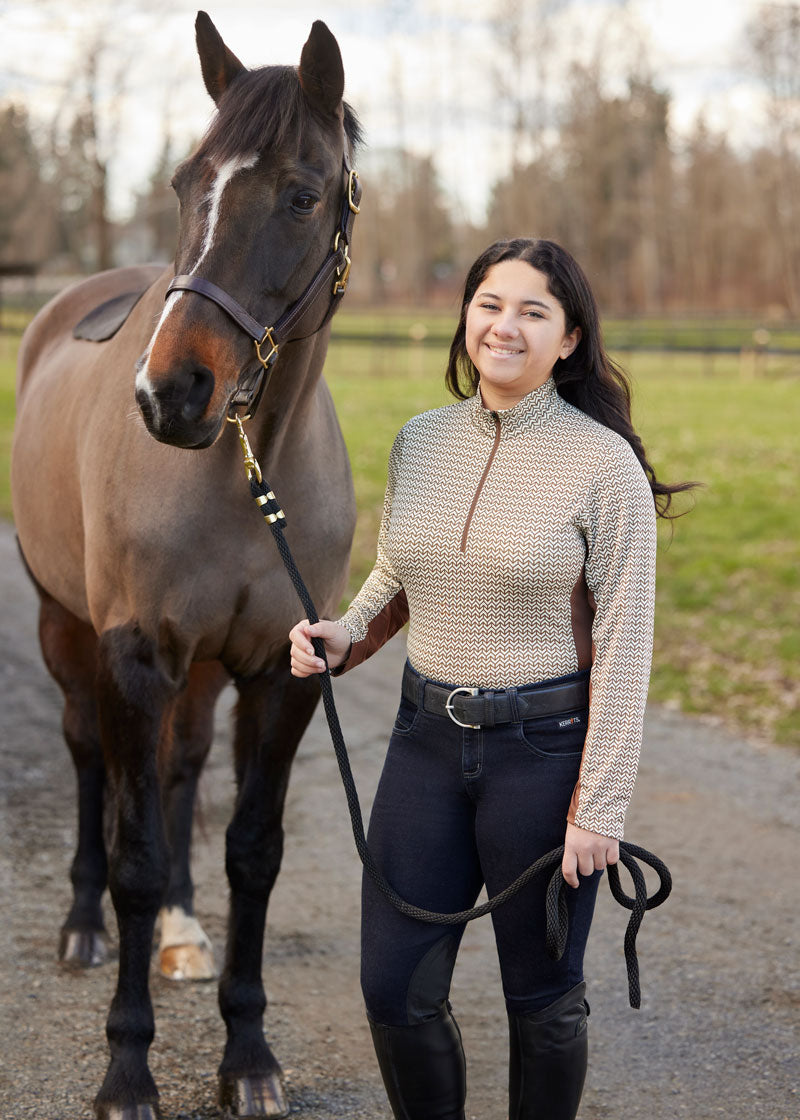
[{"xmin": 0, "ymin": 522, "xmax": 798, "ymax": 1120}]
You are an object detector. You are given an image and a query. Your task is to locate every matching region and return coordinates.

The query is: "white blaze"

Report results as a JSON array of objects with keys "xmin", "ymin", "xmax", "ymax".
[
  {"xmin": 193, "ymin": 151, "xmax": 259, "ymax": 274},
  {"xmin": 136, "ymin": 150, "xmax": 259, "ymax": 394}
]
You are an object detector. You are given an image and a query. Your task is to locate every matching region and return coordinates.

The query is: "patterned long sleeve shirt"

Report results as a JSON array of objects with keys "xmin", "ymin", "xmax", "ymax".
[{"xmin": 337, "ymin": 376, "xmax": 657, "ymax": 839}]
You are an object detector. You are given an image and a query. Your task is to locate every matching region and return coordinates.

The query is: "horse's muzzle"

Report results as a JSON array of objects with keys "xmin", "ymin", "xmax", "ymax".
[{"xmin": 136, "ymin": 363, "xmax": 223, "ymax": 449}]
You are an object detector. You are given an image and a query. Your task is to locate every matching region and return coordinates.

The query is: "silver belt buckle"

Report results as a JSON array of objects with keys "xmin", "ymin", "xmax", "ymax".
[{"xmin": 445, "ymin": 686, "xmax": 481, "ymax": 729}]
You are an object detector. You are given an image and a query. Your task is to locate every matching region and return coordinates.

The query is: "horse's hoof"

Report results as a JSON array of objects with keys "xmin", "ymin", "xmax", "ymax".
[
  {"xmin": 59, "ymin": 928, "xmax": 108, "ymax": 968},
  {"xmin": 94, "ymin": 1103, "xmax": 162, "ymax": 1120},
  {"xmin": 159, "ymin": 942, "xmax": 216, "ymax": 981},
  {"xmin": 218, "ymin": 1073, "xmax": 289, "ymax": 1118}
]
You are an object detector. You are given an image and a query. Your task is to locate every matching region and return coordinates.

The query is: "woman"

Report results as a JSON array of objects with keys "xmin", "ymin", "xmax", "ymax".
[{"xmin": 289, "ymin": 238, "xmax": 689, "ymax": 1120}]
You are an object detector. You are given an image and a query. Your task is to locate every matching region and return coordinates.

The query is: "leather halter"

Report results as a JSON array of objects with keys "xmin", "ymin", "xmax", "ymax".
[{"xmin": 165, "ymin": 148, "xmax": 362, "ymax": 418}]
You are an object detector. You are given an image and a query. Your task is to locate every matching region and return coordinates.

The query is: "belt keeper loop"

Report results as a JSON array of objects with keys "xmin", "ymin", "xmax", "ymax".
[
  {"xmin": 507, "ymin": 687, "xmax": 520, "ymax": 723},
  {"xmin": 482, "ymin": 690, "xmax": 496, "ymax": 728}
]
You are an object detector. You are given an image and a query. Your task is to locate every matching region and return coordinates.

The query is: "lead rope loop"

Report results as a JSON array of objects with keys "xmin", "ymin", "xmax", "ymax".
[{"xmin": 238, "ymin": 436, "xmax": 672, "ymax": 1008}]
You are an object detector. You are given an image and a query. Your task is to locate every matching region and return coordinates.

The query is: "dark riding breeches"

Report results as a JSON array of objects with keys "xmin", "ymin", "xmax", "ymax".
[{"xmin": 360, "ymin": 663, "xmax": 602, "ymax": 1027}]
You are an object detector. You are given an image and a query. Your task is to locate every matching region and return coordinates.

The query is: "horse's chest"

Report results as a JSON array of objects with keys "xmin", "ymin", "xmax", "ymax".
[{"xmin": 208, "ymin": 503, "xmax": 353, "ymax": 673}]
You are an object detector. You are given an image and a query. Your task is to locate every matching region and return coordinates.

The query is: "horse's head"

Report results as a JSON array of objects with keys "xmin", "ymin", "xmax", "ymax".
[{"xmin": 135, "ymin": 13, "xmax": 361, "ymax": 449}]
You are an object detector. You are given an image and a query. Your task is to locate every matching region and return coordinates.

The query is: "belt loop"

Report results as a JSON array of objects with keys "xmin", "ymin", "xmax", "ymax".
[
  {"xmin": 415, "ymin": 665, "xmax": 426, "ymax": 710},
  {"xmin": 507, "ymin": 686, "xmax": 520, "ymax": 723}
]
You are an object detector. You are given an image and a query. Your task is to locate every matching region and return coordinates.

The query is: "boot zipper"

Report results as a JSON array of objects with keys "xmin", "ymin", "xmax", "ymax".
[{"xmin": 460, "ymin": 415, "xmax": 501, "ymax": 551}]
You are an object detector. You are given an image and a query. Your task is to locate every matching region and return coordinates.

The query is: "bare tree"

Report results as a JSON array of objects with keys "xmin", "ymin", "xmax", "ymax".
[
  {"xmin": 351, "ymin": 149, "xmax": 454, "ymax": 304},
  {"xmin": 746, "ymin": 2, "xmax": 800, "ymax": 312},
  {"xmin": 0, "ymin": 102, "xmax": 58, "ymax": 266},
  {"xmin": 491, "ymin": 0, "xmax": 567, "ymax": 170}
]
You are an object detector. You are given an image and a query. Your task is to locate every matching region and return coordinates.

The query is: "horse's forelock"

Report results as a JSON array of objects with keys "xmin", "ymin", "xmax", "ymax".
[
  {"xmin": 196, "ymin": 65, "xmax": 361, "ymax": 165},
  {"xmin": 342, "ymin": 103, "xmax": 363, "ymax": 152}
]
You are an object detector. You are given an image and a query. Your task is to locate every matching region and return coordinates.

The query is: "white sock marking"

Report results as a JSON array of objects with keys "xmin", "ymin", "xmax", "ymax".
[{"xmin": 159, "ymin": 905, "xmax": 213, "ymax": 951}]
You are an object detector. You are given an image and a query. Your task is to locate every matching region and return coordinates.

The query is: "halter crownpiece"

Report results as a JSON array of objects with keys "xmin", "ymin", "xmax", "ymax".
[{"xmin": 166, "ymin": 156, "xmax": 362, "ymax": 417}]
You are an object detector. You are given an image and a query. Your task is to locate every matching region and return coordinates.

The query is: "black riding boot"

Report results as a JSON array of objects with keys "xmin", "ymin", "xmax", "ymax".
[
  {"xmin": 368, "ymin": 1002, "xmax": 467, "ymax": 1120},
  {"xmin": 507, "ymin": 982, "xmax": 589, "ymax": 1120}
]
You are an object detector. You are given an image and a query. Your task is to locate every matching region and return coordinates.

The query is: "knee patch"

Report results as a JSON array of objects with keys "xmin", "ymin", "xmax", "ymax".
[
  {"xmin": 406, "ymin": 935, "xmax": 459, "ymax": 1025},
  {"xmin": 519, "ymin": 981, "xmax": 588, "ymax": 1043}
]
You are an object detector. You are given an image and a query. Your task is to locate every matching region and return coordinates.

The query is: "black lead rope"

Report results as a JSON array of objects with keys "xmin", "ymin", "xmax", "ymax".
[{"xmin": 248, "ymin": 470, "xmax": 672, "ymax": 1009}]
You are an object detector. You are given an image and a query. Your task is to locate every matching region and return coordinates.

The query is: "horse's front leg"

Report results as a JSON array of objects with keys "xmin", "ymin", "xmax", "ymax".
[
  {"xmin": 158, "ymin": 659, "xmax": 229, "ymax": 982},
  {"xmin": 94, "ymin": 623, "xmax": 176, "ymax": 1120},
  {"xmin": 33, "ymin": 585, "xmax": 109, "ymax": 968},
  {"xmin": 218, "ymin": 658, "xmax": 321, "ymax": 1119}
]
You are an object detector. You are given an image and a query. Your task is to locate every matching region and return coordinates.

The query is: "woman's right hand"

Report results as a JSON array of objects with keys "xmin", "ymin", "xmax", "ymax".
[{"xmin": 289, "ymin": 619, "xmax": 351, "ymax": 677}]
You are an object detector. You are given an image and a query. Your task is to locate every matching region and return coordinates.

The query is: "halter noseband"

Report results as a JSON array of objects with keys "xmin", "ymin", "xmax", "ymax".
[{"xmin": 165, "ymin": 151, "xmax": 361, "ymax": 418}]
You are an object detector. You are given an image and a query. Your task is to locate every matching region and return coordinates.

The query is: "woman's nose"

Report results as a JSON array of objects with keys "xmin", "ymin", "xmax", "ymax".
[{"xmin": 492, "ymin": 314, "xmax": 518, "ymax": 338}]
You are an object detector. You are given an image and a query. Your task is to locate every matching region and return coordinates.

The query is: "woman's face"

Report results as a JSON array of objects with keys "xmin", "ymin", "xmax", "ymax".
[{"xmin": 465, "ymin": 259, "xmax": 581, "ymax": 411}]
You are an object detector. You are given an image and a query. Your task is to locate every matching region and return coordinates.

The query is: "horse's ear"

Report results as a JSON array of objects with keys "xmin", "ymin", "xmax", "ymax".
[
  {"xmin": 195, "ymin": 11, "xmax": 246, "ymax": 104},
  {"xmin": 298, "ymin": 21, "xmax": 344, "ymax": 114}
]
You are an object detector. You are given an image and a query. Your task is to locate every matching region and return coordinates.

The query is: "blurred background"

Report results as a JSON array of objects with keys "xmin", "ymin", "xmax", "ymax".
[{"xmin": 0, "ymin": 0, "xmax": 797, "ymax": 747}]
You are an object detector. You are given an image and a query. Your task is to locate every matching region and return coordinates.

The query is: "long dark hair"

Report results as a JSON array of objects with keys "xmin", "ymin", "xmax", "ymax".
[{"xmin": 445, "ymin": 238, "xmax": 695, "ymax": 519}]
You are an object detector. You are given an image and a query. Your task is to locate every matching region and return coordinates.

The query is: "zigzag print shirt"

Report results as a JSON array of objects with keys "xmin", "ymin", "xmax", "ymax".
[{"xmin": 338, "ymin": 375, "xmax": 657, "ymax": 838}]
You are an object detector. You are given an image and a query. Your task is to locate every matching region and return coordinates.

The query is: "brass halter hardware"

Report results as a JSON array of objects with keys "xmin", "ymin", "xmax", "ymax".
[
  {"xmin": 332, "ymin": 232, "xmax": 352, "ymax": 296},
  {"xmin": 255, "ymin": 326, "xmax": 279, "ymax": 371},
  {"xmin": 347, "ymin": 169, "xmax": 361, "ymax": 214},
  {"xmin": 228, "ymin": 413, "xmax": 263, "ymax": 485}
]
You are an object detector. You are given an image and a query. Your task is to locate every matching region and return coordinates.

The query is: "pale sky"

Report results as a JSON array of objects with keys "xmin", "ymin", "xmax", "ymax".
[{"xmin": 0, "ymin": 0, "xmax": 768, "ymax": 222}]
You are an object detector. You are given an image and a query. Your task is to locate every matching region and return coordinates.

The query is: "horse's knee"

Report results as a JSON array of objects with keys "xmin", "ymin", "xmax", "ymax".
[
  {"xmin": 96, "ymin": 624, "xmax": 176, "ymax": 726},
  {"xmin": 225, "ymin": 818, "xmax": 284, "ymax": 897}
]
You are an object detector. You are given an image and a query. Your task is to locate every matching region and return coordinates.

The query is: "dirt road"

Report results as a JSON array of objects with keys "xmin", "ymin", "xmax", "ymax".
[{"xmin": 1, "ymin": 521, "xmax": 797, "ymax": 1120}]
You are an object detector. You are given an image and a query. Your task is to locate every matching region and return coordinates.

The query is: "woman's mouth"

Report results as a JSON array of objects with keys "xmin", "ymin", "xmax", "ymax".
[{"xmin": 486, "ymin": 343, "xmax": 523, "ymax": 356}]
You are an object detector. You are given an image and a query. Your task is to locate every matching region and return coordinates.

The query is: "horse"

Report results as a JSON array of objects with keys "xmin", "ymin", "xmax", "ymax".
[{"xmin": 11, "ymin": 13, "xmax": 361, "ymax": 1119}]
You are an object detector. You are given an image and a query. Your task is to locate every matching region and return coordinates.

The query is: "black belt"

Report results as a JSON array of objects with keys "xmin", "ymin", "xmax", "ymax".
[{"xmin": 402, "ymin": 662, "xmax": 590, "ymax": 729}]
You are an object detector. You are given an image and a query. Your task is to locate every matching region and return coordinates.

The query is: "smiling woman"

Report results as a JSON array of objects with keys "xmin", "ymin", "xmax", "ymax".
[
  {"xmin": 465, "ymin": 258, "xmax": 582, "ymax": 410},
  {"xmin": 290, "ymin": 237, "xmax": 696, "ymax": 1120}
]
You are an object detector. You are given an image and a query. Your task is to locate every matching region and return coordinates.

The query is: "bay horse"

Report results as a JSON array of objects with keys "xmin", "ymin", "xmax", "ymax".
[{"xmin": 11, "ymin": 13, "xmax": 361, "ymax": 1119}]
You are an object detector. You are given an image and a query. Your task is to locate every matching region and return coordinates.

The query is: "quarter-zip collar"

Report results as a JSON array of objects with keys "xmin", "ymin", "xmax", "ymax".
[{"xmin": 467, "ymin": 374, "xmax": 561, "ymax": 440}]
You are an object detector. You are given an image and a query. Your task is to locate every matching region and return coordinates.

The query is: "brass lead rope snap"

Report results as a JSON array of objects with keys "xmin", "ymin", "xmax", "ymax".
[{"xmin": 228, "ymin": 414, "xmax": 263, "ymax": 485}]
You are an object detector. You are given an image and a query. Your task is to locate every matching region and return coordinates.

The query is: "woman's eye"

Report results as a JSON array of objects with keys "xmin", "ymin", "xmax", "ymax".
[{"xmin": 291, "ymin": 191, "xmax": 318, "ymax": 214}]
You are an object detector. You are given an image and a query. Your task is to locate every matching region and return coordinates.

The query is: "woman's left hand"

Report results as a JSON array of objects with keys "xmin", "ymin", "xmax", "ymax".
[{"xmin": 562, "ymin": 822, "xmax": 619, "ymax": 888}]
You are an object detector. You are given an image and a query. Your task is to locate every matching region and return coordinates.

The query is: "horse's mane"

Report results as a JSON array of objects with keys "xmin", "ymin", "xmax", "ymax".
[{"xmin": 196, "ymin": 65, "xmax": 363, "ymax": 163}]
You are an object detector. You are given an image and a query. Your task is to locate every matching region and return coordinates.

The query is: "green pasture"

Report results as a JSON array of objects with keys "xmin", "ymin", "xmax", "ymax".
[{"xmin": 1, "ymin": 321, "xmax": 797, "ymax": 747}]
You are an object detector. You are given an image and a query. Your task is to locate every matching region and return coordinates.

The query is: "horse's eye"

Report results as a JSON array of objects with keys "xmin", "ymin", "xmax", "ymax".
[{"xmin": 291, "ymin": 191, "xmax": 318, "ymax": 215}]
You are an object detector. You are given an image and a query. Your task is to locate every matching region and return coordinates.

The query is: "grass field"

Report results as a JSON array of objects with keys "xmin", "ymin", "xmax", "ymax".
[{"xmin": 2, "ymin": 318, "xmax": 798, "ymax": 747}]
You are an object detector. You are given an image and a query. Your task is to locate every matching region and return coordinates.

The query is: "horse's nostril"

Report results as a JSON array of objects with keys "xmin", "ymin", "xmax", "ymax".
[
  {"xmin": 182, "ymin": 367, "xmax": 215, "ymax": 423},
  {"xmin": 136, "ymin": 388, "xmax": 155, "ymax": 428}
]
